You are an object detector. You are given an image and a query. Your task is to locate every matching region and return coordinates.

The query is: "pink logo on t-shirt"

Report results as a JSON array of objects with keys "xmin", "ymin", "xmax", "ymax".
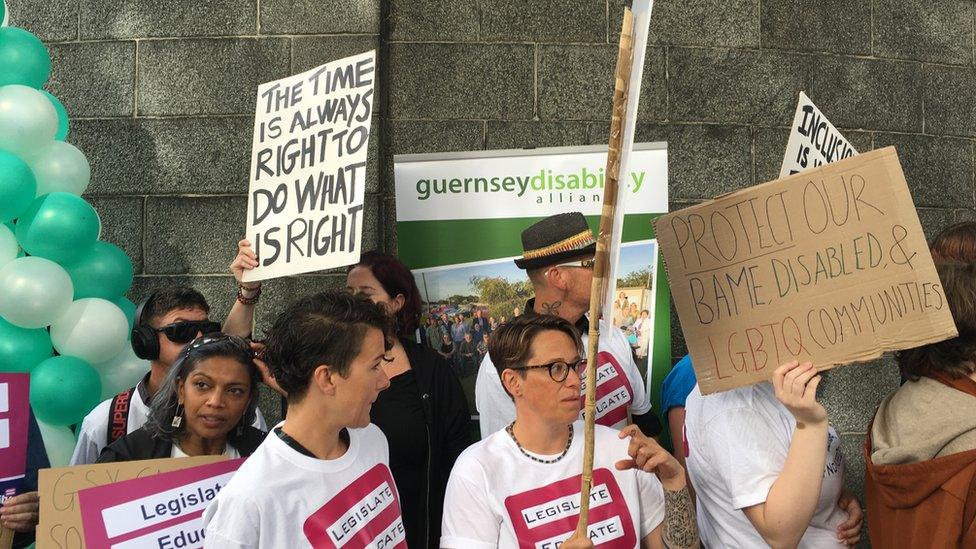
[
  {"xmin": 504, "ymin": 468, "xmax": 637, "ymax": 548},
  {"xmin": 303, "ymin": 464, "xmax": 406, "ymax": 549},
  {"xmin": 579, "ymin": 351, "xmax": 634, "ymax": 427}
]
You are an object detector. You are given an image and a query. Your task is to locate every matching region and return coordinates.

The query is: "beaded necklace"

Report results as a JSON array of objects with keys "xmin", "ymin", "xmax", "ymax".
[{"xmin": 505, "ymin": 422, "xmax": 573, "ymax": 464}]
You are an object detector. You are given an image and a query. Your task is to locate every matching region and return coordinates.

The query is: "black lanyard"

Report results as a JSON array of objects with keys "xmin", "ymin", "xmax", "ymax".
[{"xmin": 274, "ymin": 427, "xmax": 349, "ymax": 458}]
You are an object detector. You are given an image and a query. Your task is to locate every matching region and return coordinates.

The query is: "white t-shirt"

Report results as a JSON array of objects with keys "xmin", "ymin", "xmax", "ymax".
[
  {"xmin": 203, "ymin": 422, "xmax": 406, "ymax": 549},
  {"xmin": 171, "ymin": 444, "xmax": 241, "ymax": 459},
  {"xmin": 684, "ymin": 383, "xmax": 846, "ymax": 548},
  {"xmin": 441, "ymin": 421, "xmax": 665, "ymax": 548},
  {"xmin": 476, "ymin": 317, "xmax": 651, "ymax": 437},
  {"xmin": 70, "ymin": 378, "xmax": 267, "ymax": 465}
]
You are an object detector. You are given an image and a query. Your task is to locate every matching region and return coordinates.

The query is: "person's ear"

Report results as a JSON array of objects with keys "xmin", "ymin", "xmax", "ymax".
[
  {"xmin": 501, "ymin": 369, "xmax": 523, "ymax": 398},
  {"xmin": 311, "ymin": 365, "xmax": 338, "ymax": 396},
  {"xmin": 390, "ymin": 293, "xmax": 406, "ymax": 314},
  {"xmin": 176, "ymin": 378, "xmax": 185, "ymax": 404},
  {"xmin": 546, "ymin": 267, "xmax": 570, "ymax": 292}
]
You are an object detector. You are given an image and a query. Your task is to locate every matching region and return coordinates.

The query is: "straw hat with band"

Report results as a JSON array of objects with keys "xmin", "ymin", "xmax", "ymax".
[{"xmin": 513, "ymin": 212, "xmax": 597, "ymax": 271}]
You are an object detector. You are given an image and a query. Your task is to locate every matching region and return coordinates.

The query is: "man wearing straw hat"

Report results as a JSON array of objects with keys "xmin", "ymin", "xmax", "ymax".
[{"xmin": 475, "ymin": 212, "xmax": 662, "ymax": 438}]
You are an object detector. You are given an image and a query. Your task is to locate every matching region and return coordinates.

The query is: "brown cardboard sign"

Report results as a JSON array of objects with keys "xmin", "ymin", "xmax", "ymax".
[
  {"xmin": 655, "ymin": 147, "xmax": 957, "ymax": 395},
  {"xmin": 36, "ymin": 456, "xmax": 222, "ymax": 549}
]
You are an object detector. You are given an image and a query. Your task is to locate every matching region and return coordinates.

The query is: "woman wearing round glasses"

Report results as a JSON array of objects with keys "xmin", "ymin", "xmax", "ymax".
[
  {"xmin": 441, "ymin": 314, "xmax": 699, "ymax": 549},
  {"xmin": 97, "ymin": 334, "xmax": 267, "ymax": 462}
]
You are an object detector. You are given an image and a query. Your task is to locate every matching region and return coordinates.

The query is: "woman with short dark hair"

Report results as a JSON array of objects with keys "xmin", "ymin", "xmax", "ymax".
[
  {"xmin": 97, "ymin": 334, "xmax": 266, "ymax": 462},
  {"xmin": 204, "ymin": 291, "xmax": 405, "ymax": 548},
  {"xmin": 347, "ymin": 251, "xmax": 472, "ymax": 549},
  {"xmin": 442, "ymin": 314, "xmax": 698, "ymax": 549},
  {"xmin": 865, "ymin": 261, "xmax": 976, "ymax": 547}
]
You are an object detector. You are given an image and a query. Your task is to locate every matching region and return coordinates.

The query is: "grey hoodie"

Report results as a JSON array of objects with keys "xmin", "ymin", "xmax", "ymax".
[{"xmin": 871, "ymin": 376, "xmax": 976, "ymax": 465}]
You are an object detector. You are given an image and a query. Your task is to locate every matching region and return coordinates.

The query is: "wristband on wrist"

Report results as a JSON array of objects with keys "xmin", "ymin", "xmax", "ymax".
[{"xmin": 237, "ymin": 283, "xmax": 261, "ymax": 305}]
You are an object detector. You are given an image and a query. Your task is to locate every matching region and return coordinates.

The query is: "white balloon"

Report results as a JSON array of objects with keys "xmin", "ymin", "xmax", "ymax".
[
  {"xmin": 36, "ymin": 419, "xmax": 76, "ymax": 468},
  {"xmin": 93, "ymin": 345, "xmax": 150, "ymax": 401},
  {"xmin": 27, "ymin": 140, "xmax": 91, "ymax": 196},
  {"xmin": 51, "ymin": 298, "xmax": 128, "ymax": 364},
  {"xmin": 0, "ymin": 85, "xmax": 58, "ymax": 159},
  {"xmin": 0, "ymin": 223, "xmax": 16, "ymax": 268},
  {"xmin": 0, "ymin": 256, "xmax": 73, "ymax": 328}
]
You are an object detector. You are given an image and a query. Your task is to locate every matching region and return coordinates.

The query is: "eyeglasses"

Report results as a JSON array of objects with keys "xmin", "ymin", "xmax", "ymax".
[
  {"xmin": 155, "ymin": 320, "xmax": 222, "ymax": 344},
  {"xmin": 509, "ymin": 358, "xmax": 586, "ymax": 383},
  {"xmin": 550, "ymin": 258, "xmax": 596, "ymax": 269}
]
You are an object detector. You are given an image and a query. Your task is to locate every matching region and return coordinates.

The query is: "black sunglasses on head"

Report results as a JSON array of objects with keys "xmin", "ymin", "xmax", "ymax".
[{"xmin": 155, "ymin": 320, "xmax": 222, "ymax": 344}]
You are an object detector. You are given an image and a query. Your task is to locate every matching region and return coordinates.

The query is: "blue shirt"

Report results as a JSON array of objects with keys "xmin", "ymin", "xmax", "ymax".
[{"xmin": 660, "ymin": 355, "xmax": 697, "ymax": 414}]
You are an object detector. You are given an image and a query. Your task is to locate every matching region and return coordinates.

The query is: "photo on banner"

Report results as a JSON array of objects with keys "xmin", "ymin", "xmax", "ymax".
[
  {"xmin": 394, "ymin": 144, "xmax": 670, "ymax": 422},
  {"xmin": 243, "ymin": 50, "xmax": 376, "ymax": 282}
]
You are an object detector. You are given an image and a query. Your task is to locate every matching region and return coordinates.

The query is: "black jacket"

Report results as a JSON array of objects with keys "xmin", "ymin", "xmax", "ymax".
[
  {"xmin": 400, "ymin": 337, "xmax": 473, "ymax": 548},
  {"xmin": 96, "ymin": 425, "xmax": 267, "ymax": 463}
]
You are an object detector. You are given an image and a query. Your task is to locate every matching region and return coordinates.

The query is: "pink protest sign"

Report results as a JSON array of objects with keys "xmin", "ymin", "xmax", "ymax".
[
  {"xmin": 0, "ymin": 373, "xmax": 30, "ymax": 503},
  {"xmin": 77, "ymin": 457, "xmax": 242, "ymax": 549},
  {"xmin": 504, "ymin": 468, "xmax": 636, "ymax": 548},
  {"xmin": 303, "ymin": 463, "xmax": 406, "ymax": 548}
]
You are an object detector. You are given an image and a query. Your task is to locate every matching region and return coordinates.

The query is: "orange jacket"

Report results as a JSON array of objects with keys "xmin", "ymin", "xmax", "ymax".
[{"xmin": 864, "ymin": 374, "xmax": 976, "ymax": 548}]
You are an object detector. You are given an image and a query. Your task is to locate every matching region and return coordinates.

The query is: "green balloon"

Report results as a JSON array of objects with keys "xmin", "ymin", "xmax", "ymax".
[
  {"xmin": 0, "ymin": 150, "xmax": 37, "ymax": 223},
  {"xmin": 64, "ymin": 241, "xmax": 133, "ymax": 299},
  {"xmin": 3, "ymin": 220, "xmax": 23, "ymax": 257},
  {"xmin": 112, "ymin": 295, "xmax": 136, "ymax": 332},
  {"xmin": 36, "ymin": 419, "xmax": 77, "ymax": 468},
  {"xmin": 15, "ymin": 192, "xmax": 100, "ymax": 264},
  {"xmin": 41, "ymin": 90, "xmax": 68, "ymax": 141},
  {"xmin": 0, "ymin": 27, "xmax": 50, "ymax": 88},
  {"xmin": 0, "ymin": 315, "xmax": 53, "ymax": 373},
  {"xmin": 30, "ymin": 355, "xmax": 101, "ymax": 426}
]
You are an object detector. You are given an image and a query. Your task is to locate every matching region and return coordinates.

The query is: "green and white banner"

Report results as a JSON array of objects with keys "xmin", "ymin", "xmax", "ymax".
[{"xmin": 394, "ymin": 143, "xmax": 671, "ymax": 416}]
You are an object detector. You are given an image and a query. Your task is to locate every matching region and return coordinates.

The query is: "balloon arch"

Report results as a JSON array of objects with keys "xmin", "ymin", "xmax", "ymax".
[{"xmin": 0, "ymin": 2, "xmax": 150, "ymax": 466}]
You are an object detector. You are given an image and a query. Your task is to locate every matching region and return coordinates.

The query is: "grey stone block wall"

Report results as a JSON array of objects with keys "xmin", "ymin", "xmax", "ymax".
[{"xmin": 11, "ymin": 0, "xmax": 976, "ymax": 542}]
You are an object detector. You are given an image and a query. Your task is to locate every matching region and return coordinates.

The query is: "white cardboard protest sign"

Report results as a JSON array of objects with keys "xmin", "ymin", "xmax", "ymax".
[
  {"xmin": 243, "ymin": 50, "xmax": 376, "ymax": 282},
  {"xmin": 779, "ymin": 92, "xmax": 858, "ymax": 178}
]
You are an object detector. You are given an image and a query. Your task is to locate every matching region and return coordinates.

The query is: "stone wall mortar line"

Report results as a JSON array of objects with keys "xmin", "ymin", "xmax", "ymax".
[
  {"xmin": 663, "ymin": 46, "xmax": 670, "ymax": 123},
  {"xmin": 133, "ymin": 39, "xmax": 140, "ymax": 117},
  {"xmin": 921, "ymin": 63, "xmax": 927, "ymax": 134},
  {"xmin": 870, "ymin": 0, "xmax": 875, "ymax": 57},
  {"xmin": 533, "ymin": 43, "xmax": 539, "ymax": 120},
  {"xmin": 59, "ymin": 33, "xmax": 379, "ymax": 46},
  {"xmin": 140, "ymin": 195, "xmax": 148, "ymax": 275},
  {"xmin": 384, "ymin": 117, "xmax": 965, "ymax": 138}
]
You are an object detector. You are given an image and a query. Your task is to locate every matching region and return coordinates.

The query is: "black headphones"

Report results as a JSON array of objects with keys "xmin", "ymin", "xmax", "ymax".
[{"xmin": 131, "ymin": 292, "xmax": 160, "ymax": 361}]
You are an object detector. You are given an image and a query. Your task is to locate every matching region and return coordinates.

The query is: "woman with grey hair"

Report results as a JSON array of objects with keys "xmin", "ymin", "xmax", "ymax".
[{"xmin": 97, "ymin": 333, "xmax": 266, "ymax": 462}]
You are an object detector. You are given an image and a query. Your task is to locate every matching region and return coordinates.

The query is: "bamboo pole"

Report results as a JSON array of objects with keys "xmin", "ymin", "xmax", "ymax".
[{"xmin": 573, "ymin": 3, "xmax": 636, "ymax": 539}]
